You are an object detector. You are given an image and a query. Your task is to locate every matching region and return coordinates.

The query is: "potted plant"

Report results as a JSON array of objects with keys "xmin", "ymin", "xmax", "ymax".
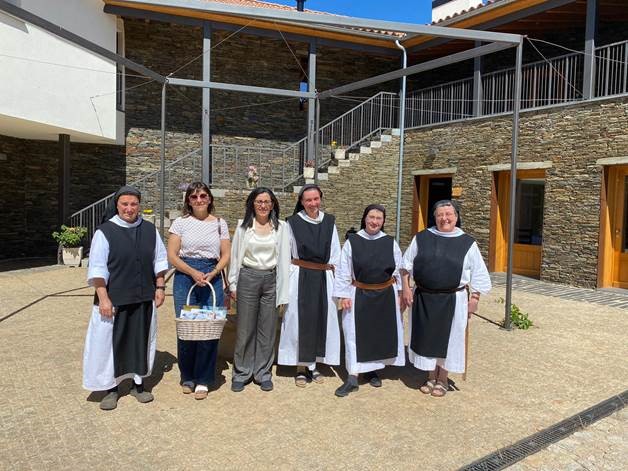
[
  {"xmin": 52, "ymin": 225, "xmax": 87, "ymax": 267},
  {"xmin": 246, "ymin": 165, "xmax": 259, "ymax": 189},
  {"xmin": 142, "ymin": 208, "xmax": 155, "ymax": 224},
  {"xmin": 303, "ymin": 160, "xmax": 315, "ymax": 179}
]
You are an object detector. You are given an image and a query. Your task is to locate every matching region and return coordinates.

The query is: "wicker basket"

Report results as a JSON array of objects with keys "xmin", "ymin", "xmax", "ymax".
[{"xmin": 175, "ymin": 282, "xmax": 226, "ymax": 341}]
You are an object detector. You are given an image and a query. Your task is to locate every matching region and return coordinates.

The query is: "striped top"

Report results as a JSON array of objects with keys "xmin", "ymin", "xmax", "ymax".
[{"xmin": 169, "ymin": 216, "xmax": 229, "ymax": 259}]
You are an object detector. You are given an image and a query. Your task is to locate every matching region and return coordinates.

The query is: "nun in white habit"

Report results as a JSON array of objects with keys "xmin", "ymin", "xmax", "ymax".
[
  {"xmin": 401, "ymin": 200, "xmax": 491, "ymax": 397},
  {"xmin": 278, "ymin": 184, "xmax": 341, "ymax": 386},
  {"xmin": 333, "ymin": 204, "xmax": 405, "ymax": 397},
  {"xmin": 82, "ymin": 186, "xmax": 168, "ymax": 410}
]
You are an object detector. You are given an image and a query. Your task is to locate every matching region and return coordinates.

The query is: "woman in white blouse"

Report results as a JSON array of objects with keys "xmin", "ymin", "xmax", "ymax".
[
  {"xmin": 167, "ymin": 182, "xmax": 231, "ymax": 400},
  {"xmin": 228, "ymin": 187, "xmax": 290, "ymax": 393}
]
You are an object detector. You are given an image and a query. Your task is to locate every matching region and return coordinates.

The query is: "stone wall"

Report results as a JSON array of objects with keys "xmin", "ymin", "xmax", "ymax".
[
  {"xmin": 122, "ymin": 18, "xmax": 400, "ymax": 184},
  {"xmin": 0, "ymin": 134, "xmax": 125, "ymax": 259},
  {"xmin": 399, "ymin": 96, "xmax": 628, "ymax": 288}
]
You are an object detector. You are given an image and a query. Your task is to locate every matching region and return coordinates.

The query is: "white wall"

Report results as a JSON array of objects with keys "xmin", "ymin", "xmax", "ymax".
[
  {"xmin": 0, "ymin": 0, "xmax": 121, "ymax": 143},
  {"xmin": 432, "ymin": 0, "xmax": 483, "ymax": 23}
]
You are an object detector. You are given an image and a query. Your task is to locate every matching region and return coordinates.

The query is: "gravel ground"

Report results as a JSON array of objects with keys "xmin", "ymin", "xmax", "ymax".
[{"xmin": 0, "ymin": 266, "xmax": 626, "ymax": 471}]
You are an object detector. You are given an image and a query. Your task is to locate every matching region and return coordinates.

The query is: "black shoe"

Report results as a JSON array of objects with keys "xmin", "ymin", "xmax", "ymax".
[
  {"xmin": 335, "ymin": 381, "xmax": 359, "ymax": 397},
  {"xmin": 99, "ymin": 391, "xmax": 119, "ymax": 410},
  {"xmin": 364, "ymin": 371, "xmax": 382, "ymax": 388},
  {"xmin": 260, "ymin": 380, "xmax": 274, "ymax": 392},
  {"xmin": 231, "ymin": 381, "xmax": 245, "ymax": 392},
  {"xmin": 130, "ymin": 386, "xmax": 154, "ymax": 403}
]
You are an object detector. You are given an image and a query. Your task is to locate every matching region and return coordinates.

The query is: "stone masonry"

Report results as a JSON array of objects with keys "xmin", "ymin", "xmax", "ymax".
[{"xmin": 399, "ymin": 96, "xmax": 628, "ymax": 288}]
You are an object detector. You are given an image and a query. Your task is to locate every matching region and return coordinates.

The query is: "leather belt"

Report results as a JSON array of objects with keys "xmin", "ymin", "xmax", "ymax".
[
  {"xmin": 291, "ymin": 259, "xmax": 334, "ymax": 271},
  {"xmin": 415, "ymin": 282, "xmax": 466, "ymax": 294},
  {"xmin": 352, "ymin": 278, "xmax": 395, "ymax": 290}
]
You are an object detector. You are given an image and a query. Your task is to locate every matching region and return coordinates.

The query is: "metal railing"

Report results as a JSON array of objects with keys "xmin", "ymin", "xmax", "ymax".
[
  {"xmin": 595, "ymin": 39, "xmax": 628, "ymax": 97},
  {"xmin": 71, "ymin": 39, "xmax": 628, "ymax": 244},
  {"xmin": 404, "ymin": 38, "xmax": 628, "ymax": 128}
]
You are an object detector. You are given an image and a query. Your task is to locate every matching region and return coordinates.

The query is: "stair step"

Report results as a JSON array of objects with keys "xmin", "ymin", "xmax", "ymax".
[
  {"xmin": 328, "ymin": 166, "xmax": 340, "ymax": 174},
  {"xmin": 360, "ymin": 146, "xmax": 372, "ymax": 154},
  {"xmin": 318, "ymin": 173, "xmax": 329, "ymax": 181},
  {"xmin": 391, "ymin": 128, "xmax": 401, "ymax": 136},
  {"xmin": 293, "ymin": 185, "xmax": 302, "ymax": 193},
  {"xmin": 334, "ymin": 149, "xmax": 347, "ymax": 160},
  {"xmin": 338, "ymin": 159, "xmax": 351, "ymax": 167},
  {"xmin": 380, "ymin": 134, "xmax": 392, "ymax": 142},
  {"xmin": 348, "ymin": 153, "xmax": 360, "ymax": 161},
  {"xmin": 370, "ymin": 141, "xmax": 382, "ymax": 148}
]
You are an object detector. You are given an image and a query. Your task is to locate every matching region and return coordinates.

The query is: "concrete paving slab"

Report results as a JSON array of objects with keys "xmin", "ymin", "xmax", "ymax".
[{"xmin": 0, "ymin": 268, "xmax": 626, "ymax": 470}]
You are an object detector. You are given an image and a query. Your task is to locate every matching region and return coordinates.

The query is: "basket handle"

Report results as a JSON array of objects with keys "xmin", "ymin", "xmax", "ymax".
[{"xmin": 185, "ymin": 280, "xmax": 217, "ymax": 310}]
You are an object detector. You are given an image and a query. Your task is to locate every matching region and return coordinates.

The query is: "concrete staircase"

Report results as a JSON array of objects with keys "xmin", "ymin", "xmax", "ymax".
[{"xmin": 293, "ymin": 129, "xmax": 399, "ymax": 194}]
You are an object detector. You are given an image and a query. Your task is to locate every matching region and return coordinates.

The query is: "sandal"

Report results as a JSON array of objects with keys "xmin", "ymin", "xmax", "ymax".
[
  {"xmin": 295, "ymin": 372, "xmax": 308, "ymax": 388},
  {"xmin": 419, "ymin": 379, "xmax": 436, "ymax": 395},
  {"xmin": 310, "ymin": 369, "xmax": 325, "ymax": 384},
  {"xmin": 431, "ymin": 381, "xmax": 448, "ymax": 398},
  {"xmin": 194, "ymin": 385, "xmax": 209, "ymax": 400}
]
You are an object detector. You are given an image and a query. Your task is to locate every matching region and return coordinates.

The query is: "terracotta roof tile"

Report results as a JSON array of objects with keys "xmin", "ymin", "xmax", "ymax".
[{"xmin": 201, "ymin": 0, "xmax": 404, "ymax": 38}]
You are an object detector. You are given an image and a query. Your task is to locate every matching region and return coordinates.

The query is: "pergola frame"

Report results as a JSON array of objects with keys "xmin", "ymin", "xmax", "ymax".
[{"xmin": 0, "ymin": 0, "xmax": 523, "ymax": 329}]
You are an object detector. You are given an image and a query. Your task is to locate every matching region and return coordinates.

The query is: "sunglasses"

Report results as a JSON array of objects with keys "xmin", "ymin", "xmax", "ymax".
[{"xmin": 189, "ymin": 193, "xmax": 209, "ymax": 201}]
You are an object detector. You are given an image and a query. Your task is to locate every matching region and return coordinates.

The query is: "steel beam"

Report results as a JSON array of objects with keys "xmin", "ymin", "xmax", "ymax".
[
  {"xmin": 504, "ymin": 39, "xmax": 524, "ymax": 331},
  {"xmin": 167, "ymin": 77, "xmax": 315, "ymax": 98},
  {"xmin": 582, "ymin": 0, "xmax": 597, "ymax": 99},
  {"xmin": 473, "ymin": 42, "xmax": 483, "ymax": 117},
  {"xmin": 307, "ymin": 40, "xmax": 317, "ymax": 164},
  {"xmin": 159, "ymin": 83, "xmax": 167, "ymax": 238},
  {"xmin": 113, "ymin": 0, "xmax": 522, "ymax": 44},
  {"xmin": 202, "ymin": 22, "xmax": 211, "ymax": 185},
  {"xmin": 394, "ymin": 41, "xmax": 407, "ymax": 242},
  {"xmin": 0, "ymin": 0, "xmax": 166, "ymax": 83},
  {"xmin": 105, "ymin": 4, "xmax": 400, "ymax": 55},
  {"xmin": 319, "ymin": 42, "xmax": 515, "ymax": 99}
]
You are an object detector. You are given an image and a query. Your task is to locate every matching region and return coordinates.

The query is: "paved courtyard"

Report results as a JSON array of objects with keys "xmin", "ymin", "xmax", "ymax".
[{"xmin": 0, "ymin": 266, "xmax": 626, "ymax": 470}]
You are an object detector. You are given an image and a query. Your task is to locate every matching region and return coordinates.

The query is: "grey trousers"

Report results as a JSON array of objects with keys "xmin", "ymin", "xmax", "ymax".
[{"xmin": 233, "ymin": 267, "xmax": 278, "ymax": 383}]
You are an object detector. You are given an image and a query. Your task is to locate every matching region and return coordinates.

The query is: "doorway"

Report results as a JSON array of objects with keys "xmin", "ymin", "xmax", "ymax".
[
  {"xmin": 599, "ymin": 165, "xmax": 628, "ymax": 288},
  {"xmin": 490, "ymin": 169, "xmax": 545, "ymax": 278},
  {"xmin": 414, "ymin": 174, "xmax": 453, "ymax": 231}
]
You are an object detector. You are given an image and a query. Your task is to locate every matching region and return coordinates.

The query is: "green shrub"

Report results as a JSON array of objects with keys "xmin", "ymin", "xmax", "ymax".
[
  {"xmin": 52, "ymin": 225, "xmax": 87, "ymax": 248},
  {"xmin": 497, "ymin": 297, "xmax": 534, "ymax": 330}
]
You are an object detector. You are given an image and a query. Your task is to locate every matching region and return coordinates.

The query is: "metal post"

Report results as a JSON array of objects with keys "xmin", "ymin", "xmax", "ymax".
[
  {"xmin": 159, "ymin": 82, "xmax": 167, "ymax": 238},
  {"xmin": 395, "ymin": 40, "xmax": 407, "ymax": 242},
  {"xmin": 314, "ymin": 97, "xmax": 320, "ymax": 183},
  {"xmin": 202, "ymin": 22, "xmax": 212, "ymax": 184},
  {"xmin": 504, "ymin": 40, "xmax": 524, "ymax": 331},
  {"xmin": 473, "ymin": 41, "xmax": 482, "ymax": 117},
  {"xmin": 307, "ymin": 40, "xmax": 317, "ymax": 164},
  {"xmin": 582, "ymin": 0, "xmax": 597, "ymax": 99}
]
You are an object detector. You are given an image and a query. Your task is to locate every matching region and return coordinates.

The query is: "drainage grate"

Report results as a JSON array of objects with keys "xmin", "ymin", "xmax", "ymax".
[{"xmin": 460, "ymin": 390, "xmax": 628, "ymax": 471}]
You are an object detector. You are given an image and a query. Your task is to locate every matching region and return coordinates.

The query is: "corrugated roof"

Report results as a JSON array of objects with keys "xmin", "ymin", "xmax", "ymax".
[{"xmin": 433, "ymin": 0, "xmax": 505, "ymax": 24}]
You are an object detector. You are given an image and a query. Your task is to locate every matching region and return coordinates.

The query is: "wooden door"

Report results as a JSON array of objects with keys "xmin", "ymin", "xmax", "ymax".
[
  {"xmin": 414, "ymin": 174, "xmax": 453, "ymax": 232},
  {"xmin": 491, "ymin": 170, "xmax": 545, "ymax": 278},
  {"xmin": 610, "ymin": 167, "xmax": 628, "ymax": 287}
]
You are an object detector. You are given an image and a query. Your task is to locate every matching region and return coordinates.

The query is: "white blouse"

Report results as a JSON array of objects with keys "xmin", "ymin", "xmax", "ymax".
[{"xmin": 169, "ymin": 216, "xmax": 229, "ymax": 259}]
